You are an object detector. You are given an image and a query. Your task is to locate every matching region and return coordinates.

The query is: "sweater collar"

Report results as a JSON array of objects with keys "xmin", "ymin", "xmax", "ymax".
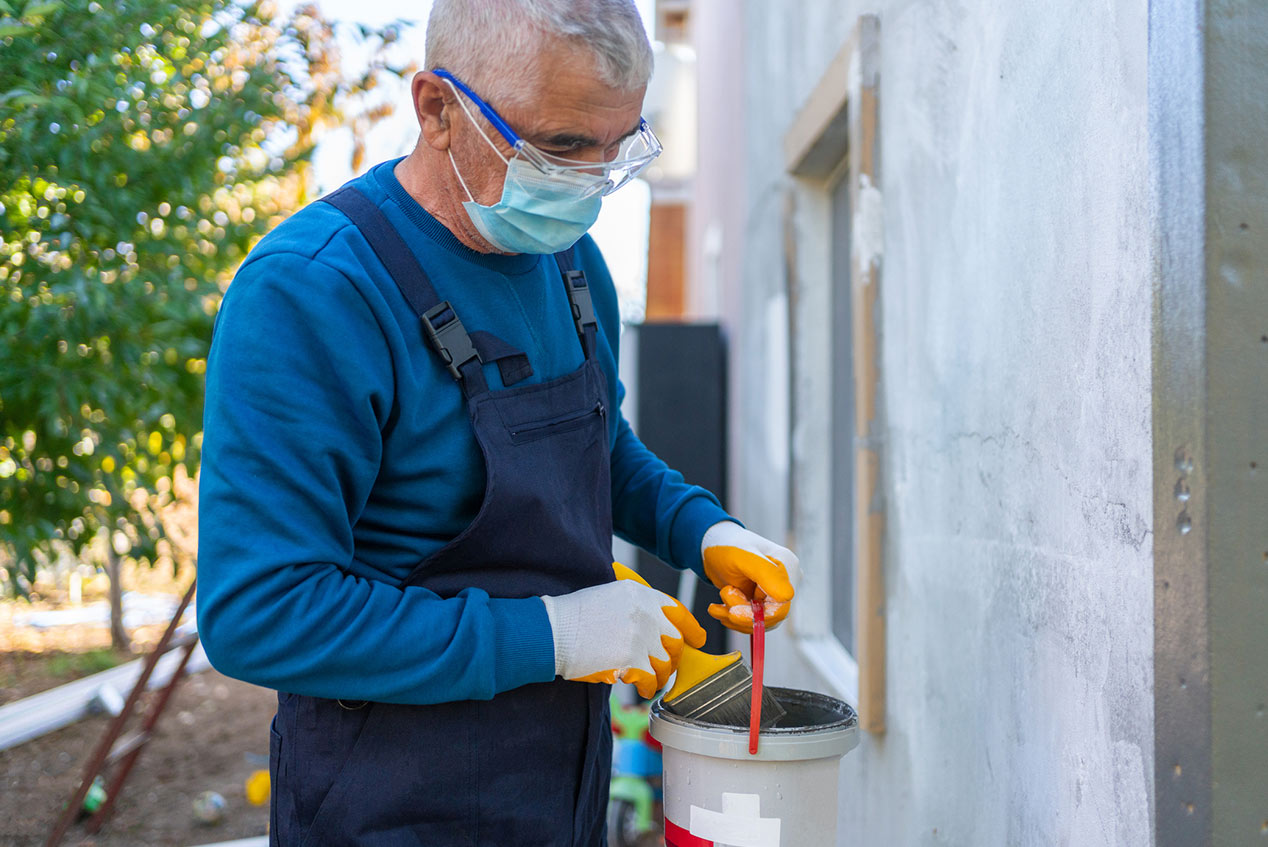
[{"xmin": 373, "ymin": 158, "xmax": 541, "ymax": 276}]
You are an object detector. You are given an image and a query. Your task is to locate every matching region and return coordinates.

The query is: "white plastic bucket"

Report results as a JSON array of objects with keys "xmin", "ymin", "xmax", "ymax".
[{"xmin": 649, "ymin": 687, "xmax": 858, "ymax": 847}]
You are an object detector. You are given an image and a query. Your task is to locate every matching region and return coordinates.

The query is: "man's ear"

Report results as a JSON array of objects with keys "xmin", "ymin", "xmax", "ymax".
[{"xmin": 413, "ymin": 71, "xmax": 452, "ymax": 151}]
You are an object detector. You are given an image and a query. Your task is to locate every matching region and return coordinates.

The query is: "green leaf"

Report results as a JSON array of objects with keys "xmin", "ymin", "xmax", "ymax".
[
  {"xmin": 0, "ymin": 89, "xmax": 46, "ymax": 107},
  {"xmin": 20, "ymin": 1, "xmax": 61, "ymax": 18},
  {"xmin": 0, "ymin": 0, "xmax": 407, "ymax": 595}
]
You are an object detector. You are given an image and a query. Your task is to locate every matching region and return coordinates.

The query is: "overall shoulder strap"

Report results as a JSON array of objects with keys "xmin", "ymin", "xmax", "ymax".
[
  {"xmin": 320, "ymin": 185, "xmax": 533, "ymax": 391},
  {"xmin": 554, "ymin": 247, "xmax": 598, "ymax": 358}
]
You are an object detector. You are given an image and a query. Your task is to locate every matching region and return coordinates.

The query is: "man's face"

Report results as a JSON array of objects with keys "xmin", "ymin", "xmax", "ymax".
[{"xmin": 449, "ymin": 49, "xmax": 647, "ymax": 204}]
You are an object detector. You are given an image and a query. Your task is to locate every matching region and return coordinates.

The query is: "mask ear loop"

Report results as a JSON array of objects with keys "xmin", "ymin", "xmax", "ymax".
[
  {"xmin": 444, "ymin": 79, "xmax": 511, "ymax": 165},
  {"xmin": 444, "ymin": 79, "xmax": 514, "ymax": 206},
  {"xmin": 448, "ymin": 149, "xmax": 478, "ymax": 204}
]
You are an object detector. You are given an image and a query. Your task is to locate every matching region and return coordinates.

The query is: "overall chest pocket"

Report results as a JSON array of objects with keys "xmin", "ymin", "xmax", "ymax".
[{"xmin": 507, "ymin": 401, "xmax": 605, "ymax": 445}]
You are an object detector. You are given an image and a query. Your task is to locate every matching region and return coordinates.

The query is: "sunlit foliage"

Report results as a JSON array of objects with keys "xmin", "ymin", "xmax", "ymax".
[{"xmin": 0, "ymin": 0, "xmax": 410, "ymax": 593}]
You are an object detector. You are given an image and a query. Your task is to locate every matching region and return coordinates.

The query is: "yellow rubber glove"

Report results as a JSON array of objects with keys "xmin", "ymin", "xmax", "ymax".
[
  {"xmin": 611, "ymin": 562, "xmax": 707, "ymax": 698},
  {"xmin": 700, "ymin": 521, "xmax": 798, "ymax": 634}
]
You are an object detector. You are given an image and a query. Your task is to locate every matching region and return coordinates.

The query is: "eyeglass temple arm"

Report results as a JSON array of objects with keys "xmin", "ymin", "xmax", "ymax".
[{"xmin": 431, "ymin": 68, "xmax": 524, "ymax": 150}]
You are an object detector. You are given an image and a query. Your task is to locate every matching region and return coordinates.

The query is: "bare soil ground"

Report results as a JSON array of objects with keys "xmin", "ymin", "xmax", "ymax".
[
  {"xmin": 1, "ymin": 668, "xmax": 275, "ymax": 846},
  {"xmin": 1, "ymin": 563, "xmax": 275, "ymax": 846}
]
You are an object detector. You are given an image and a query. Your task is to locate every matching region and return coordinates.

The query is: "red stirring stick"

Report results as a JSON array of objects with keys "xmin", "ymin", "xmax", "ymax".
[{"xmin": 749, "ymin": 599, "xmax": 765, "ymax": 755}]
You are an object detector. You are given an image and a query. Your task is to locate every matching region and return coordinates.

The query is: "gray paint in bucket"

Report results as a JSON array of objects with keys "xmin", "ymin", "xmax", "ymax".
[{"xmin": 651, "ymin": 687, "xmax": 859, "ymax": 845}]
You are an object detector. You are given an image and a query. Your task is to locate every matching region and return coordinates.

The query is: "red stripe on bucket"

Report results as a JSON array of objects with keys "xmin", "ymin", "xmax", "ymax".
[{"xmin": 665, "ymin": 817, "xmax": 714, "ymax": 847}]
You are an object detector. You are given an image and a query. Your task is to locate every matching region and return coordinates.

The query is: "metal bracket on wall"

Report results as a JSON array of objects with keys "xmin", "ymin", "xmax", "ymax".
[{"xmin": 1151, "ymin": 1, "xmax": 1268, "ymax": 843}]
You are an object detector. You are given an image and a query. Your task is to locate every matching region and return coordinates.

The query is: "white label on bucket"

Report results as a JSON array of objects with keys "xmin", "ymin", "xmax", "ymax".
[{"xmin": 689, "ymin": 793, "xmax": 781, "ymax": 847}]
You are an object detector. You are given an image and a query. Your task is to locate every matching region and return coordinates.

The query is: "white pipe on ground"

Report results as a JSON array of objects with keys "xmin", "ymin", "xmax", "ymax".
[{"xmin": 0, "ymin": 627, "xmax": 210, "ymax": 751}]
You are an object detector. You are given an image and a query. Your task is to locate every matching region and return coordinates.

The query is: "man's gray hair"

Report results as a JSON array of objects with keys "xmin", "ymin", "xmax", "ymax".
[{"xmin": 425, "ymin": 0, "xmax": 653, "ymax": 104}]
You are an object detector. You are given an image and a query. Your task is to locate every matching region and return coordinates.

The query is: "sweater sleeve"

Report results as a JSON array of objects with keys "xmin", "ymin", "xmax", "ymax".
[
  {"xmin": 196, "ymin": 250, "xmax": 555, "ymax": 704},
  {"xmin": 567, "ymin": 236, "xmax": 734, "ymax": 578},
  {"xmin": 608, "ymin": 378, "xmax": 733, "ymax": 579}
]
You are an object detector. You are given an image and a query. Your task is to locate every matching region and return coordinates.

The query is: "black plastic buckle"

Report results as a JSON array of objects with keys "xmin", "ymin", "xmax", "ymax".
[
  {"xmin": 562, "ymin": 269, "xmax": 596, "ymax": 339},
  {"xmin": 421, "ymin": 301, "xmax": 480, "ymax": 381}
]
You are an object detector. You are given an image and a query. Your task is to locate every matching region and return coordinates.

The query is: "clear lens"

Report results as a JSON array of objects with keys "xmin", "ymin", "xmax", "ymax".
[{"xmin": 515, "ymin": 122, "xmax": 662, "ymax": 196}]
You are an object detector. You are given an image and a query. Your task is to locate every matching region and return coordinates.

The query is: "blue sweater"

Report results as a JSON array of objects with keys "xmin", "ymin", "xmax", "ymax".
[{"xmin": 196, "ymin": 160, "xmax": 730, "ymax": 705}]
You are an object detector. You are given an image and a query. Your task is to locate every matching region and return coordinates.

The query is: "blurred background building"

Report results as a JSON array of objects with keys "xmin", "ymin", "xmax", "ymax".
[{"xmin": 637, "ymin": 1, "xmax": 1267, "ymax": 845}]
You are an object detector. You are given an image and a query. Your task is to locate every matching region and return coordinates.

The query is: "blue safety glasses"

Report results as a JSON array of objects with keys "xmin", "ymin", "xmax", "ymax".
[{"xmin": 433, "ymin": 68, "xmax": 662, "ymax": 197}]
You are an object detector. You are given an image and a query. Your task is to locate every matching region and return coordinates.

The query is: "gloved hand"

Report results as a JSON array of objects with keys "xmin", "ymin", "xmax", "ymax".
[
  {"xmin": 541, "ymin": 565, "xmax": 706, "ymax": 699},
  {"xmin": 701, "ymin": 521, "xmax": 799, "ymax": 634},
  {"xmin": 609, "ymin": 561, "xmax": 710, "ymax": 697}
]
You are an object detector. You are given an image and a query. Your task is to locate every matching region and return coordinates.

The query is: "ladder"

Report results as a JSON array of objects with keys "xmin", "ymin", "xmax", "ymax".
[{"xmin": 46, "ymin": 580, "xmax": 200, "ymax": 846}]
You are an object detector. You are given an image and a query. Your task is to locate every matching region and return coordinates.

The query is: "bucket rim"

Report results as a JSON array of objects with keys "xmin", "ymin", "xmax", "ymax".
[{"xmin": 649, "ymin": 686, "xmax": 860, "ymax": 763}]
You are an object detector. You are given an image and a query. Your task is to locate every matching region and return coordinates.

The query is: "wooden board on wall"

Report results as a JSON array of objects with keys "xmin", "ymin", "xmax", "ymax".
[
  {"xmin": 783, "ymin": 15, "xmax": 885, "ymax": 734},
  {"xmin": 646, "ymin": 202, "xmax": 687, "ymax": 320}
]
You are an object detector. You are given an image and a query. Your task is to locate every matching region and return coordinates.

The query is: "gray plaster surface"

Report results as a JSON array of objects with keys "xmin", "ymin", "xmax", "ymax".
[{"xmin": 721, "ymin": 0, "xmax": 1156, "ymax": 843}]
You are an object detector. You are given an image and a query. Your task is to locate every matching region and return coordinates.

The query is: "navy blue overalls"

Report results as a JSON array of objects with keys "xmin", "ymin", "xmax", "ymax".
[{"xmin": 268, "ymin": 186, "xmax": 614, "ymax": 846}]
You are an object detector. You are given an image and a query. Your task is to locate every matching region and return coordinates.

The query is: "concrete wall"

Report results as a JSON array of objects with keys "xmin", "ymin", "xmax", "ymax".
[
  {"xmin": 712, "ymin": 1, "xmax": 1156, "ymax": 843},
  {"xmin": 687, "ymin": 0, "xmax": 746, "ymax": 323}
]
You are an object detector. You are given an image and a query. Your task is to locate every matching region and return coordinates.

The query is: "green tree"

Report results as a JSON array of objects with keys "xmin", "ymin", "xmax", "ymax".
[{"xmin": 0, "ymin": 0, "xmax": 409, "ymax": 643}]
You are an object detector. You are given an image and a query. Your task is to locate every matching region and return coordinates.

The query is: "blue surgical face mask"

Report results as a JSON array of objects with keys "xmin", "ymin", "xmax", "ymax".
[
  {"xmin": 449, "ymin": 148, "xmax": 604, "ymax": 255},
  {"xmin": 444, "ymin": 81, "xmax": 608, "ymax": 255}
]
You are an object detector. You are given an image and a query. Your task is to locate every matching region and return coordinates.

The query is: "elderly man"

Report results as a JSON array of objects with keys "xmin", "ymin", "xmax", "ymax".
[{"xmin": 197, "ymin": 0, "xmax": 797, "ymax": 843}]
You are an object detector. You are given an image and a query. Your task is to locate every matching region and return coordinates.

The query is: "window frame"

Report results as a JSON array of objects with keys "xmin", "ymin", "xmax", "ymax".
[{"xmin": 782, "ymin": 15, "xmax": 885, "ymax": 734}]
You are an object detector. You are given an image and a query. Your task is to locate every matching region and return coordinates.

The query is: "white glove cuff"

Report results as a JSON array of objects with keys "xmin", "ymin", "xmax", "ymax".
[{"xmin": 540, "ymin": 593, "xmax": 579, "ymax": 678}]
